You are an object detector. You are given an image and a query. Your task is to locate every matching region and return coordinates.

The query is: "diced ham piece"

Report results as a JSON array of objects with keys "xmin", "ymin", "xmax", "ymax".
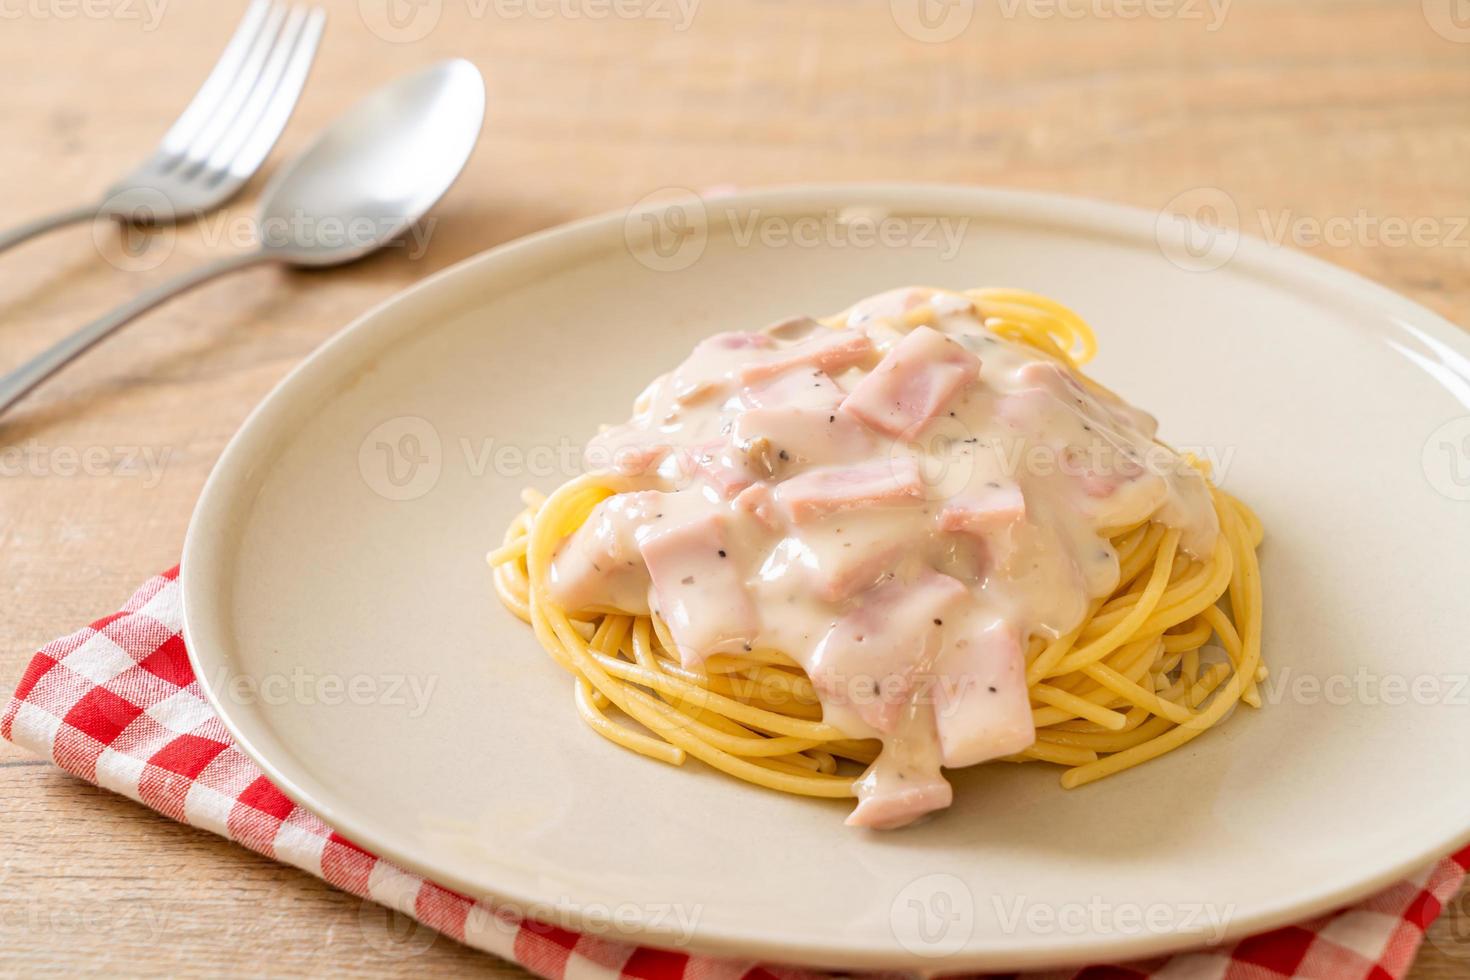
[
  {"xmin": 775, "ymin": 457, "xmax": 923, "ymax": 523},
  {"xmin": 1081, "ymin": 471, "xmax": 1125, "ymax": 499},
  {"xmin": 845, "ymin": 775, "xmax": 953, "ymax": 830},
  {"xmin": 995, "ymin": 386, "xmax": 1060, "ymax": 433},
  {"xmin": 639, "ymin": 513, "xmax": 757, "ymax": 667},
  {"xmin": 809, "ymin": 570, "xmax": 968, "ymax": 734},
  {"xmin": 683, "ymin": 443, "xmax": 760, "ymax": 500},
  {"xmin": 738, "ymin": 329, "xmax": 874, "ymax": 384},
  {"xmin": 547, "ymin": 492, "xmax": 663, "ymax": 615},
  {"xmin": 1016, "ymin": 359, "xmax": 1159, "ymax": 438},
  {"xmin": 733, "ymin": 404, "xmax": 872, "ymax": 470},
  {"xmin": 1016, "ymin": 359, "xmax": 1082, "ymax": 395},
  {"xmin": 769, "ymin": 529, "xmax": 905, "ymax": 604},
  {"xmin": 840, "ymin": 325, "xmax": 980, "ymax": 437},
  {"xmin": 711, "ymin": 331, "xmax": 773, "ymax": 350},
  {"xmin": 670, "ymin": 332, "xmax": 774, "ymax": 403},
  {"xmin": 584, "ymin": 431, "xmax": 671, "ymax": 477},
  {"xmin": 733, "ymin": 483, "xmax": 781, "ymax": 530},
  {"xmin": 935, "ymin": 482, "xmax": 1027, "ymax": 579},
  {"xmin": 806, "ymin": 538, "xmax": 903, "ymax": 602},
  {"xmin": 741, "ymin": 367, "xmax": 845, "ymax": 411},
  {"xmin": 938, "ymin": 481, "xmax": 1027, "ymax": 536},
  {"xmin": 932, "ymin": 620, "xmax": 1034, "ymax": 767}
]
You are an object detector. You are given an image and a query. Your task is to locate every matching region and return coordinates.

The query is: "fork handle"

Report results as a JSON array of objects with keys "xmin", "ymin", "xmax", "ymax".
[
  {"xmin": 0, "ymin": 202, "xmax": 105, "ymax": 255},
  {"xmin": 0, "ymin": 250, "xmax": 272, "ymax": 416}
]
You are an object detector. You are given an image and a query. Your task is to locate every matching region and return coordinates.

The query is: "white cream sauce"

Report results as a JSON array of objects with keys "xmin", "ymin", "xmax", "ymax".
[{"xmin": 549, "ymin": 287, "xmax": 1217, "ymax": 829}]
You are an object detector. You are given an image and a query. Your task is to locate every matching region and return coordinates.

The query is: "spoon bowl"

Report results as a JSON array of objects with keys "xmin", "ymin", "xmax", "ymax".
[{"xmin": 259, "ymin": 58, "xmax": 486, "ymax": 266}]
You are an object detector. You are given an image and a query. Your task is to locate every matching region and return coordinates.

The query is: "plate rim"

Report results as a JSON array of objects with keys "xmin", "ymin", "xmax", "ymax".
[{"xmin": 181, "ymin": 181, "xmax": 1470, "ymax": 972}]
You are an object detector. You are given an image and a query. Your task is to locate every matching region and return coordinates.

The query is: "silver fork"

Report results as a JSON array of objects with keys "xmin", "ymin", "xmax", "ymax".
[{"xmin": 0, "ymin": 0, "xmax": 325, "ymax": 254}]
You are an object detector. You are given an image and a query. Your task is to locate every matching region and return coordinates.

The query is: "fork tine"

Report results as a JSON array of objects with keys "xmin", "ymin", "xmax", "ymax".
[
  {"xmin": 201, "ymin": 5, "xmax": 309, "ymax": 178},
  {"xmin": 177, "ymin": 2, "xmax": 290, "ymax": 175},
  {"xmin": 157, "ymin": 0, "xmax": 273, "ymax": 163},
  {"xmin": 220, "ymin": 7, "xmax": 327, "ymax": 183}
]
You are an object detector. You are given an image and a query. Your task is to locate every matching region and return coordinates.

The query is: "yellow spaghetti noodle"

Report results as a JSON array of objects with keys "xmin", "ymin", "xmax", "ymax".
[{"xmin": 488, "ymin": 288, "xmax": 1264, "ymax": 799}]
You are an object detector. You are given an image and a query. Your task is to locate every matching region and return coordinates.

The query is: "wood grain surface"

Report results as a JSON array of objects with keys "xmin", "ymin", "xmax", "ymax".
[{"xmin": 2, "ymin": 0, "xmax": 1468, "ymax": 974}]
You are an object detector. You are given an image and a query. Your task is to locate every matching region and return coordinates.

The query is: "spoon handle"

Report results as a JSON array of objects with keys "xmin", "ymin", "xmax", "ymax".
[
  {"xmin": 0, "ymin": 250, "xmax": 271, "ymax": 416},
  {"xmin": 0, "ymin": 202, "xmax": 103, "ymax": 255}
]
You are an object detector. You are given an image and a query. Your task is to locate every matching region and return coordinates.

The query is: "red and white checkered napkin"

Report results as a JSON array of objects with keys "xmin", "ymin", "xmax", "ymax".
[{"xmin": 5, "ymin": 568, "xmax": 1468, "ymax": 980}]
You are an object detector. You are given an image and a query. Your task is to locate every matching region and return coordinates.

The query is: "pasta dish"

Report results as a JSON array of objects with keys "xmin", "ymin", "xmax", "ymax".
[{"xmin": 489, "ymin": 286, "xmax": 1264, "ymax": 829}]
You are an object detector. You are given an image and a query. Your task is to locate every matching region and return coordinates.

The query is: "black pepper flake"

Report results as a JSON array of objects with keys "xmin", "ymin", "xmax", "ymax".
[
  {"xmin": 988, "ymin": 685, "xmax": 998, "ymax": 693},
  {"xmin": 743, "ymin": 642, "xmax": 753, "ymax": 651},
  {"xmin": 828, "ymin": 415, "xmax": 835, "ymax": 423},
  {"xmin": 933, "ymin": 618, "xmax": 943, "ymax": 626},
  {"xmin": 717, "ymin": 549, "xmax": 727, "ymax": 558},
  {"xmin": 778, "ymin": 449, "xmax": 789, "ymax": 461}
]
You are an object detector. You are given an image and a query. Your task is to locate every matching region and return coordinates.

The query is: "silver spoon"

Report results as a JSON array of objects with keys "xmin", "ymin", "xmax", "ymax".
[{"xmin": 0, "ymin": 58, "xmax": 485, "ymax": 416}]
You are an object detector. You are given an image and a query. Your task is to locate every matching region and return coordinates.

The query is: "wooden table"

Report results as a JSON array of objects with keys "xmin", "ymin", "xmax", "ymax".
[{"xmin": 2, "ymin": 0, "xmax": 1467, "ymax": 974}]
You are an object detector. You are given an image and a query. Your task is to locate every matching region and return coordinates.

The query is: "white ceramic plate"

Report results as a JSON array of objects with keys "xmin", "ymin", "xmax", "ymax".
[{"xmin": 182, "ymin": 185, "xmax": 1470, "ymax": 973}]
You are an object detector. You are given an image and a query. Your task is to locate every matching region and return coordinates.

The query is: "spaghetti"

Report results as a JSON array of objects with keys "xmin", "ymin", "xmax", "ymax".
[{"xmin": 489, "ymin": 287, "xmax": 1264, "ymax": 825}]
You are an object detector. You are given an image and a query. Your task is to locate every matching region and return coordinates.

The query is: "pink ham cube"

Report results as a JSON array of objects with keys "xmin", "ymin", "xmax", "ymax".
[
  {"xmin": 845, "ymin": 775, "xmax": 953, "ymax": 830},
  {"xmin": 1015, "ymin": 358, "xmax": 1159, "ymax": 438},
  {"xmin": 931, "ymin": 620, "xmax": 1034, "ymax": 768},
  {"xmin": 809, "ymin": 570, "xmax": 968, "ymax": 735},
  {"xmin": 682, "ymin": 443, "xmax": 760, "ymax": 500},
  {"xmin": 840, "ymin": 325, "xmax": 980, "ymax": 437},
  {"xmin": 741, "ymin": 367, "xmax": 845, "ymax": 411},
  {"xmin": 584, "ymin": 437, "xmax": 669, "ymax": 477},
  {"xmin": 938, "ymin": 481, "xmax": 1027, "ymax": 536},
  {"xmin": 804, "ymin": 538, "xmax": 904, "ymax": 603},
  {"xmin": 739, "ymin": 330, "xmax": 875, "ymax": 384},
  {"xmin": 670, "ymin": 332, "xmax": 774, "ymax": 402},
  {"xmin": 733, "ymin": 483, "xmax": 781, "ymax": 530},
  {"xmin": 639, "ymin": 513, "xmax": 757, "ymax": 667},
  {"xmin": 775, "ymin": 457, "xmax": 923, "ymax": 523},
  {"xmin": 547, "ymin": 492, "xmax": 663, "ymax": 616},
  {"xmin": 732, "ymin": 404, "xmax": 872, "ymax": 470}
]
